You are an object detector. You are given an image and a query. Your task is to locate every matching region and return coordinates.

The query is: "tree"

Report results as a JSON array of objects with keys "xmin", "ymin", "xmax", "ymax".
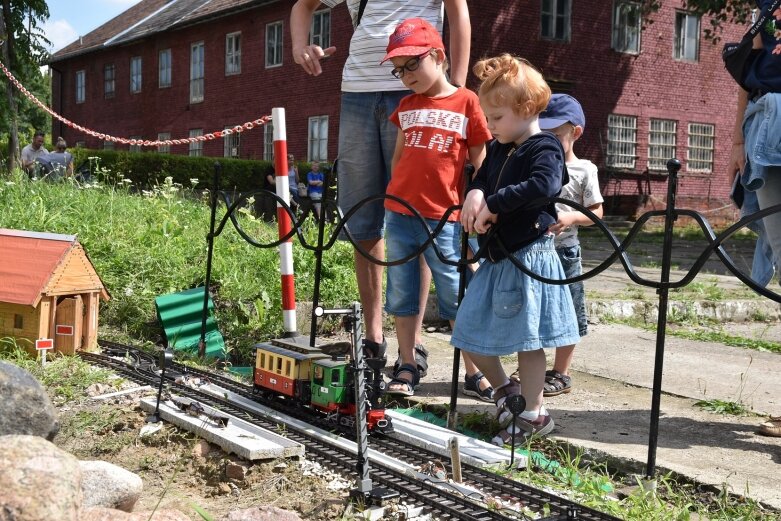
[
  {"xmin": 0, "ymin": 0, "xmax": 50, "ymax": 172},
  {"xmin": 643, "ymin": 1, "xmax": 755, "ymax": 41}
]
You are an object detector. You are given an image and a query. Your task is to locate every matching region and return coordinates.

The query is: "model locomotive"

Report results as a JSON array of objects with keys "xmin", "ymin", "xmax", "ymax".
[{"xmin": 253, "ymin": 337, "xmax": 393, "ymax": 434}]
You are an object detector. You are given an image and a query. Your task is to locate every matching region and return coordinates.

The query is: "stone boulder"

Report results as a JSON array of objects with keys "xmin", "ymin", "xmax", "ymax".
[
  {"xmin": 0, "ymin": 435, "xmax": 82, "ymax": 521},
  {"xmin": 80, "ymin": 460, "xmax": 143, "ymax": 512},
  {"xmin": 0, "ymin": 361, "xmax": 59, "ymax": 439},
  {"xmin": 81, "ymin": 507, "xmax": 192, "ymax": 520}
]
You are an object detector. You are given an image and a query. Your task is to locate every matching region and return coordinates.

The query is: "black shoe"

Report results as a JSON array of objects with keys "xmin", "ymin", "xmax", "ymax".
[
  {"xmin": 392, "ymin": 343, "xmax": 429, "ymax": 378},
  {"xmin": 362, "ymin": 337, "xmax": 387, "ymax": 360}
]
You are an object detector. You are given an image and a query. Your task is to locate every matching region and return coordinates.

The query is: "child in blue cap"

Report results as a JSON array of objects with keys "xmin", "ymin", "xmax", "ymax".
[{"xmin": 512, "ymin": 94, "xmax": 603, "ymax": 397}]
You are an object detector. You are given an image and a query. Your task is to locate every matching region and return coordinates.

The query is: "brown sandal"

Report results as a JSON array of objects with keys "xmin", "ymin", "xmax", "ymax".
[
  {"xmin": 758, "ymin": 416, "xmax": 781, "ymax": 437},
  {"xmin": 543, "ymin": 370, "xmax": 572, "ymax": 397}
]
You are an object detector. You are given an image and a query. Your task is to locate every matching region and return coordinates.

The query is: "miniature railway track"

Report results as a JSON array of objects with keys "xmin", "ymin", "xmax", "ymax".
[{"xmin": 89, "ymin": 340, "xmax": 621, "ymax": 521}]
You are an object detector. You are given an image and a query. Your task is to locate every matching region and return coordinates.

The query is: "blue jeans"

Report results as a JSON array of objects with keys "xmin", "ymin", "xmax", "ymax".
[
  {"xmin": 384, "ymin": 211, "xmax": 462, "ymax": 321},
  {"xmin": 557, "ymin": 244, "xmax": 588, "ymax": 337},
  {"xmin": 336, "ymin": 91, "xmax": 409, "ymax": 242}
]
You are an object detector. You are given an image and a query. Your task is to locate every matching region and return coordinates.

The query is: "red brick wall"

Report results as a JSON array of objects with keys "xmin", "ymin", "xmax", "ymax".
[{"xmin": 51, "ymin": 1, "xmax": 744, "ymax": 213}]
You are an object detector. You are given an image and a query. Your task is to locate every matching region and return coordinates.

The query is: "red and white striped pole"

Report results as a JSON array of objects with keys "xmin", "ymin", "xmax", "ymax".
[{"xmin": 272, "ymin": 107, "xmax": 297, "ymax": 336}]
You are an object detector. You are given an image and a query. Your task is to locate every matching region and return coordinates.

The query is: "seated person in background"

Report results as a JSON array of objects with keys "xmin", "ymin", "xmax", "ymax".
[
  {"xmin": 307, "ymin": 161, "xmax": 324, "ymax": 218},
  {"xmin": 21, "ymin": 131, "xmax": 48, "ymax": 176},
  {"xmin": 288, "ymin": 154, "xmax": 301, "ymax": 210},
  {"xmin": 39, "ymin": 137, "xmax": 74, "ymax": 180}
]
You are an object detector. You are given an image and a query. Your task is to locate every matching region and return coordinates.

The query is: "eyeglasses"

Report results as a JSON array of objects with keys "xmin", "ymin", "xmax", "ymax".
[{"xmin": 390, "ymin": 51, "xmax": 432, "ymax": 79}]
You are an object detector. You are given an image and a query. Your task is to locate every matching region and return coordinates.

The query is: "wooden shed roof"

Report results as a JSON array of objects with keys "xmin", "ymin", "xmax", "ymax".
[{"xmin": 0, "ymin": 229, "xmax": 109, "ymax": 307}]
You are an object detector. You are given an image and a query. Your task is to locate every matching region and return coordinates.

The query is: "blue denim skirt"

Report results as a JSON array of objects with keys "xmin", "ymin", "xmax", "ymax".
[{"xmin": 451, "ymin": 234, "xmax": 580, "ymax": 355}]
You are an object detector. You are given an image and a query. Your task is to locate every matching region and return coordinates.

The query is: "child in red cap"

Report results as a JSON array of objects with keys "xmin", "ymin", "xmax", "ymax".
[{"xmin": 380, "ymin": 19, "xmax": 494, "ymax": 400}]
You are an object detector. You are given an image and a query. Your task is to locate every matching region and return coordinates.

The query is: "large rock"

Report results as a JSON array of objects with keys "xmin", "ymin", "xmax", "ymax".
[
  {"xmin": 80, "ymin": 460, "xmax": 143, "ymax": 512},
  {"xmin": 0, "ymin": 361, "xmax": 59, "ymax": 440},
  {"xmin": 222, "ymin": 506, "xmax": 303, "ymax": 521},
  {"xmin": 81, "ymin": 507, "xmax": 192, "ymax": 520},
  {"xmin": 0, "ymin": 435, "xmax": 82, "ymax": 521}
]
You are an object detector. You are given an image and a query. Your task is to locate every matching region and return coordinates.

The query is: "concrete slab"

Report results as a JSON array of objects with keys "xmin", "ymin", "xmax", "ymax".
[
  {"xmin": 139, "ymin": 397, "xmax": 303, "ymax": 460},
  {"xmin": 385, "ymin": 410, "xmax": 526, "ymax": 468}
]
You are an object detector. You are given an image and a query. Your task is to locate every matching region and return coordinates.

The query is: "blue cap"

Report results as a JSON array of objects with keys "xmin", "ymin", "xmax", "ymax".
[{"xmin": 539, "ymin": 94, "xmax": 585, "ymax": 131}]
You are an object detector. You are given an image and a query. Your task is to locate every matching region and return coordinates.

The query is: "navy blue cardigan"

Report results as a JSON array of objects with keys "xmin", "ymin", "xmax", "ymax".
[{"xmin": 470, "ymin": 132, "xmax": 568, "ymax": 262}]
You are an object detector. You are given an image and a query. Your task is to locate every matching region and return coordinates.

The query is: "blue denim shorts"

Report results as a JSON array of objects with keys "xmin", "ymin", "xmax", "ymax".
[
  {"xmin": 451, "ymin": 234, "xmax": 580, "ymax": 355},
  {"xmin": 337, "ymin": 91, "xmax": 409, "ymax": 242},
  {"xmin": 385, "ymin": 211, "xmax": 462, "ymax": 321},
  {"xmin": 558, "ymin": 244, "xmax": 588, "ymax": 337}
]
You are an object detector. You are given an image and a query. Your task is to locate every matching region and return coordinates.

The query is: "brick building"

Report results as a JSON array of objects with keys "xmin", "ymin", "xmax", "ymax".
[{"xmin": 49, "ymin": 0, "xmax": 744, "ymax": 215}]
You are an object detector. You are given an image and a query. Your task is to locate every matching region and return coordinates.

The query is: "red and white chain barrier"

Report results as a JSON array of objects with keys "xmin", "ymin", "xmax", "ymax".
[
  {"xmin": 271, "ymin": 107, "xmax": 297, "ymax": 336},
  {"xmin": 0, "ymin": 58, "xmax": 271, "ymax": 146}
]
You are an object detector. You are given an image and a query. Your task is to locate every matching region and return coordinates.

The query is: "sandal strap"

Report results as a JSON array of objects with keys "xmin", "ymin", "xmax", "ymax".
[
  {"xmin": 493, "ymin": 380, "xmax": 520, "ymax": 407},
  {"xmin": 393, "ymin": 363, "xmax": 420, "ymax": 387}
]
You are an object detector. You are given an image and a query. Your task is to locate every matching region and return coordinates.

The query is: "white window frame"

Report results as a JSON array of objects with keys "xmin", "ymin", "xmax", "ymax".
[
  {"xmin": 104, "ymin": 64, "xmax": 115, "ymax": 98},
  {"xmin": 308, "ymin": 116, "xmax": 329, "ymax": 162},
  {"xmin": 612, "ymin": 1, "xmax": 641, "ymax": 54},
  {"xmin": 541, "ymin": 0, "xmax": 571, "ymax": 42},
  {"xmin": 310, "ymin": 10, "xmax": 331, "ymax": 49},
  {"xmin": 129, "ymin": 136, "xmax": 142, "ymax": 153},
  {"xmin": 266, "ymin": 21, "xmax": 283, "ymax": 68},
  {"xmin": 687, "ymin": 123, "xmax": 715, "ymax": 173},
  {"xmin": 130, "ymin": 56, "xmax": 142, "ymax": 93},
  {"xmin": 225, "ymin": 32, "xmax": 241, "ymax": 75},
  {"xmin": 75, "ymin": 70, "xmax": 85, "ymax": 104},
  {"xmin": 190, "ymin": 42, "xmax": 205, "ymax": 103},
  {"xmin": 674, "ymin": 11, "xmax": 700, "ymax": 61},
  {"xmin": 223, "ymin": 127, "xmax": 241, "ymax": 158},
  {"xmin": 263, "ymin": 122, "xmax": 274, "ymax": 161},
  {"xmin": 606, "ymin": 114, "xmax": 637, "ymax": 169},
  {"xmin": 157, "ymin": 132, "xmax": 171, "ymax": 154},
  {"xmin": 648, "ymin": 119, "xmax": 677, "ymax": 171},
  {"xmin": 159, "ymin": 48, "xmax": 172, "ymax": 88},
  {"xmin": 189, "ymin": 129, "xmax": 204, "ymax": 157}
]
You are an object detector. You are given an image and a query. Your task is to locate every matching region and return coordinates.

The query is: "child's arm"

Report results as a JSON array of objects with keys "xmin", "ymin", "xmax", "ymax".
[
  {"xmin": 549, "ymin": 203, "xmax": 603, "ymax": 234},
  {"xmin": 467, "ymin": 143, "xmax": 486, "ymax": 174},
  {"xmin": 390, "ymin": 131, "xmax": 405, "ymax": 174}
]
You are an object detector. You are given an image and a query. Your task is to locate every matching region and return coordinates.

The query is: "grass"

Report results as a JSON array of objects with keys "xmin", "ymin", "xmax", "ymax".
[{"xmin": 0, "ymin": 169, "xmax": 358, "ymax": 364}]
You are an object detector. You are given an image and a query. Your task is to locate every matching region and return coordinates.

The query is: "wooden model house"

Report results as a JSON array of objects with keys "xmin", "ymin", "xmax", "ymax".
[{"xmin": 0, "ymin": 229, "xmax": 109, "ymax": 354}]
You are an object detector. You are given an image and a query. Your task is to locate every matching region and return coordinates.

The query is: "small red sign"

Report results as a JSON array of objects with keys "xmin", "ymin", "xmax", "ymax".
[
  {"xmin": 35, "ymin": 339, "xmax": 54, "ymax": 350},
  {"xmin": 55, "ymin": 325, "xmax": 74, "ymax": 336}
]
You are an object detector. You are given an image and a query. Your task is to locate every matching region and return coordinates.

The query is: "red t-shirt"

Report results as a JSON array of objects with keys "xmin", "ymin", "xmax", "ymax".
[{"xmin": 386, "ymin": 88, "xmax": 492, "ymax": 221}]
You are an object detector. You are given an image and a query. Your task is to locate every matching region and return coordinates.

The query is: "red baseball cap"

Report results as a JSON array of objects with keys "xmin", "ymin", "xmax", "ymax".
[{"xmin": 380, "ymin": 18, "xmax": 444, "ymax": 64}]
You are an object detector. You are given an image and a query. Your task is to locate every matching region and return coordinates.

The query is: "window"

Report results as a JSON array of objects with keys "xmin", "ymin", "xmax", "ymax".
[
  {"xmin": 190, "ymin": 42, "xmax": 205, "ymax": 103},
  {"xmin": 223, "ymin": 127, "xmax": 241, "ymax": 158},
  {"xmin": 541, "ymin": 0, "xmax": 571, "ymax": 41},
  {"xmin": 331, "ymin": 369, "xmax": 340, "ymax": 385},
  {"xmin": 130, "ymin": 56, "xmax": 142, "ymax": 93},
  {"xmin": 159, "ymin": 48, "xmax": 172, "ymax": 88},
  {"xmin": 612, "ymin": 1, "xmax": 641, "ymax": 54},
  {"xmin": 308, "ymin": 116, "xmax": 328, "ymax": 161},
  {"xmin": 264, "ymin": 121, "xmax": 275, "ymax": 161},
  {"xmin": 157, "ymin": 132, "xmax": 171, "ymax": 154},
  {"xmin": 259, "ymin": 352, "xmax": 266, "ymax": 369},
  {"xmin": 103, "ymin": 141, "xmax": 114, "ymax": 150},
  {"xmin": 648, "ymin": 119, "xmax": 677, "ymax": 171},
  {"xmin": 266, "ymin": 21, "xmax": 283, "ymax": 67},
  {"xmin": 674, "ymin": 11, "xmax": 700, "ymax": 61},
  {"xmin": 104, "ymin": 64, "xmax": 115, "ymax": 98},
  {"xmin": 13, "ymin": 314, "xmax": 23, "ymax": 329},
  {"xmin": 687, "ymin": 123, "xmax": 715, "ymax": 173},
  {"xmin": 606, "ymin": 114, "xmax": 637, "ymax": 169},
  {"xmin": 276, "ymin": 356, "xmax": 282, "ymax": 373},
  {"xmin": 285, "ymin": 360, "xmax": 291, "ymax": 377},
  {"xmin": 225, "ymin": 32, "xmax": 241, "ymax": 75},
  {"xmin": 129, "ymin": 136, "xmax": 142, "ymax": 153},
  {"xmin": 310, "ymin": 10, "xmax": 331, "ymax": 49},
  {"xmin": 75, "ymin": 70, "xmax": 85, "ymax": 103},
  {"xmin": 189, "ymin": 129, "xmax": 203, "ymax": 157}
]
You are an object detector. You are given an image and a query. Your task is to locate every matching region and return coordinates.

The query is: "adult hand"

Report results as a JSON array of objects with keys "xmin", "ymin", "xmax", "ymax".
[
  {"xmin": 461, "ymin": 189, "xmax": 485, "ymax": 233},
  {"xmin": 293, "ymin": 44, "xmax": 336, "ymax": 76},
  {"xmin": 727, "ymin": 142, "xmax": 746, "ymax": 184}
]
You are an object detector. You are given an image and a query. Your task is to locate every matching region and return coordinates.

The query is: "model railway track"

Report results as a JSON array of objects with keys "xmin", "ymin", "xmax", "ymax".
[{"xmin": 91, "ymin": 340, "xmax": 621, "ymax": 521}]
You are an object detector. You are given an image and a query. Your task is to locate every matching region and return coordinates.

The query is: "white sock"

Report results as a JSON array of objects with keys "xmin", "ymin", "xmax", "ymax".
[{"xmin": 520, "ymin": 409, "xmax": 539, "ymax": 422}]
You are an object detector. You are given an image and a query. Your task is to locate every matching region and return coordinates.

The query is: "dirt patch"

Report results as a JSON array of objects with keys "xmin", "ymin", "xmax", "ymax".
[{"xmin": 54, "ymin": 392, "xmax": 353, "ymax": 520}]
